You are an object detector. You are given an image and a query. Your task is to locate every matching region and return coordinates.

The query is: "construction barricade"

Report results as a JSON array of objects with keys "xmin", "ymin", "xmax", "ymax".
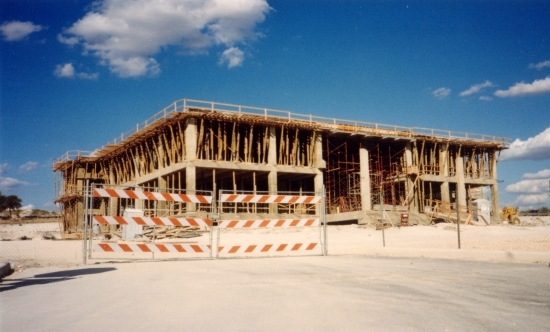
[
  {"xmin": 216, "ymin": 190, "xmax": 327, "ymax": 258},
  {"xmin": 84, "ymin": 184, "xmax": 214, "ymax": 262}
]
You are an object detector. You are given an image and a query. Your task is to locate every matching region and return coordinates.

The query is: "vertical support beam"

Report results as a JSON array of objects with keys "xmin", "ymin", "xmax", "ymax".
[
  {"xmin": 158, "ymin": 175, "xmax": 167, "ymax": 216},
  {"xmin": 186, "ymin": 166, "xmax": 196, "ymax": 212},
  {"xmin": 268, "ymin": 170, "xmax": 277, "ymax": 214},
  {"xmin": 158, "ymin": 135, "xmax": 165, "ymax": 169},
  {"xmin": 359, "ymin": 143, "xmax": 372, "ymax": 211},
  {"xmin": 185, "ymin": 118, "xmax": 197, "ymax": 161},
  {"xmin": 405, "ymin": 142, "xmax": 417, "ymax": 212},
  {"xmin": 455, "ymin": 154, "xmax": 466, "ymax": 208},
  {"xmin": 185, "ymin": 118, "xmax": 198, "ymax": 213},
  {"xmin": 268, "ymin": 127, "xmax": 277, "ymax": 214},
  {"xmin": 313, "ymin": 131, "xmax": 326, "ymax": 168},
  {"xmin": 440, "ymin": 146, "xmax": 450, "ymax": 204},
  {"xmin": 314, "ymin": 132, "xmax": 325, "ymax": 193},
  {"xmin": 268, "ymin": 127, "xmax": 277, "ymax": 165},
  {"xmin": 313, "ymin": 132, "xmax": 325, "ymax": 216},
  {"xmin": 490, "ymin": 151, "xmax": 500, "ymax": 223}
]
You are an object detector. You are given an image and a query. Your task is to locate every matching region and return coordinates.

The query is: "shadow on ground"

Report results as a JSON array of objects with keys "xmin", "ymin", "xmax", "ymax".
[{"xmin": 0, "ymin": 267, "xmax": 116, "ymax": 292}]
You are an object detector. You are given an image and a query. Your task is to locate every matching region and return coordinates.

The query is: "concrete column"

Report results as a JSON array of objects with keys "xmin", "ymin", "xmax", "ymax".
[
  {"xmin": 185, "ymin": 118, "xmax": 197, "ymax": 213},
  {"xmin": 268, "ymin": 127, "xmax": 277, "ymax": 165},
  {"xmin": 186, "ymin": 166, "xmax": 196, "ymax": 212},
  {"xmin": 455, "ymin": 155, "xmax": 466, "ymax": 208},
  {"xmin": 313, "ymin": 132, "xmax": 325, "ymax": 215},
  {"xmin": 314, "ymin": 170, "xmax": 324, "ymax": 216},
  {"xmin": 158, "ymin": 176, "xmax": 167, "ymax": 215},
  {"xmin": 359, "ymin": 144, "xmax": 372, "ymax": 211},
  {"xmin": 185, "ymin": 118, "xmax": 197, "ymax": 161},
  {"xmin": 268, "ymin": 170, "xmax": 277, "ymax": 214},
  {"xmin": 440, "ymin": 148, "xmax": 450, "ymax": 204},
  {"xmin": 490, "ymin": 152, "xmax": 500, "ymax": 223},
  {"xmin": 314, "ymin": 132, "xmax": 326, "ymax": 169},
  {"xmin": 405, "ymin": 142, "xmax": 417, "ymax": 212},
  {"xmin": 268, "ymin": 127, "xmax": 278, "ymax": 213}
]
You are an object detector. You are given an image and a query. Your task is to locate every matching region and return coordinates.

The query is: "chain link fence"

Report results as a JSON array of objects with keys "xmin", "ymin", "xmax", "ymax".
[{"xmin": 1, "ymin": 180, "xmax": 548, "ymax": 266}]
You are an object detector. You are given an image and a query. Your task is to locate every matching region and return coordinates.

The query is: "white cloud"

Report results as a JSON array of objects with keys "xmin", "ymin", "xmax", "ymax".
[
  {"xmin": 494, "ymin": 76, "xmax": 550, "ymax": 97},
  {"xmin": 505, "ymin": 178, "xmax": 549, "ymax": 194},
  {"xmin": 57, "ymin": 34, "xmax": 79, "ymax": 46},
  {"xmin": 460, "ymin": 80, "xmax": 494, "ymax": 96},
  {"xmin": 55, "ymin": 63, "xmax": 75, "ymax": 78},
  {"xmin": 505, "ymin": 169, "xmax": 550, "ymax": 208},
  {"xmin": 479, "ymin": 96, "xmax": 492, "ymax": 101},
  {"xmin": 19, "ymin": 161, "xmax": 38, "ymax": 173},
  {"xmin": 54, "ymin": 63, "xmax": 98, "ymax": 80},
  {"xmin": 0, "ymin": 21, "xmax": 43, "ymax": 41},
  {"xmin": 108, "ymin": 57, "xmax": 160, "ymax": 78},
  {"xmin": 509, "ymin": 193, "xmax": 549, "ymax": 208},
  {"xmin": 529, "ymin": 60, "xmax": 550, "ymax": 71},
  {"xmin": 59, "ymin": 0, "xmax": 270, "ymax": 77},
  {"xmin": 219, "ymin": 47, "xmax": 244, "ymax": 68},
  {"xmin": 523, "ymin": 169, "xmax": 550, "ymax": 180},
  {"xmin": 500, "ymin": 127, "xmax": 550, "ymax": 161},
  {"xmin": 77, "ymin": 72, "xmax": 99, "ymax": 80},
  {"xmin": 432, "ymin": 87, "xmax": 451, "ymax": 99},
  {"xmin": 0, "ymin": 163, "xmax": 8, "ymax": 176},
  {"xmin": 0, "ymin": 177, "xmax": 29, "ymax": 191}
]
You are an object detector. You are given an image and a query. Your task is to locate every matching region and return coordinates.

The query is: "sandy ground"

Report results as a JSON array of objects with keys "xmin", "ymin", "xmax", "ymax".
[
  {"xmin": 1, "ymin": 256, "xmax": 549, "ymax": 331},
  {"xmin": 1, "ymin": 217, "xmax": 549, "ymax": 268}
]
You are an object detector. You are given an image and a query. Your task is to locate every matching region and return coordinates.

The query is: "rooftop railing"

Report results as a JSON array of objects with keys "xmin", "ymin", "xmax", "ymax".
[
  {"xmin": 54, "ymin": 150, "xmax": 95, "ymax": 165},
  {"xmin": 55, "ymin": 98, "xmax": 510, "ymax": 164}
]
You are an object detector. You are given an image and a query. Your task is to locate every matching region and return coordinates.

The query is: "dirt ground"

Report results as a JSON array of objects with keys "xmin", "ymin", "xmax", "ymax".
[
  {"xmin": 1, "ymin": 217, "xmax": 549, "ymax": 270},
  {"xmin": 2, "ymin": 256, "xmax": 550, "ymax": 331}
]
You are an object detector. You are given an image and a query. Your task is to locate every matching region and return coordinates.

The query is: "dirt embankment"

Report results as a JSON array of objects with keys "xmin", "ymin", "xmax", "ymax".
[{"xmin": 0, "ymin": 217, "xmax": 62, "ymax": 225}]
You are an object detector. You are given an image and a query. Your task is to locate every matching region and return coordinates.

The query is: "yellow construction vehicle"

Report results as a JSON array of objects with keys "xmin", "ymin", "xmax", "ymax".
[{"xmin": 500, "ymin": 206, "xmax": 520, "ymax": 225}]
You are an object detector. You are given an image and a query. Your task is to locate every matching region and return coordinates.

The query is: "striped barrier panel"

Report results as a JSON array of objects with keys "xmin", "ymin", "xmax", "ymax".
[
  {"xmin": 93, "ymin": 188, "xmax": 212, "ymax": 203},
  {"xmin": 218, "ymin": 243, "xmax": 318, "ymax": 254},
  {"xmin": 94, "ymin": 243, "xmax": 211, "ymax": 253},
  {"xmin": 220, "ymin": 194, "xmax": 322, "ymax": 204},
  {"xmin": 218, "ymin": 219, "xmax": 319, "ymax": 229},
  {"xmin": 93, "ymin": 216, "xmax": 213, "ymax": 227}
]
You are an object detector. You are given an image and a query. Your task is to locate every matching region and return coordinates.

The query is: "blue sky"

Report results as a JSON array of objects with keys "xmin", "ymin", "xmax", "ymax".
[{"xmin": 1, "ymin": 0, "xmax": 549, "ymax": 211}]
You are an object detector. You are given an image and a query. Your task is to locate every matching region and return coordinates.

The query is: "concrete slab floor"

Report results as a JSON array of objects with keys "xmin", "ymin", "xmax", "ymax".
[{"xmin": 1, "ymin": 256, "xmax": 549, "ymax": 331}]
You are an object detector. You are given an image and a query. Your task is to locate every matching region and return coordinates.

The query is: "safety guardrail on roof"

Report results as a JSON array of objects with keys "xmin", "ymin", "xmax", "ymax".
[
  {"xmin": 53, "ymin": 150, "xmax": 95, "ymax": 165},
  {"xmin": 55, "ymin": 98, "xmax": 510, "ymax": 164}
]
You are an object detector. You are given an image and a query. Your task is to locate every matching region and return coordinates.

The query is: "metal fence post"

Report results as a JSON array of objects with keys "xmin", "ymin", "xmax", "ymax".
[
  {"xmin": 82, "ymin": 179, "xmax": 89, "ymax": 265},
  {"xmin": 380, "ymin": 190, "xmax": 386, "ymax": 247},
  {"xmin": 88, "ymin": 183, "xmax": 93, "ymax": 260},
  {"xmin": 456, "ymin": 191, "xmax": 461, "ymax": 249},
  {"xmin": 217, "ymin": 189, "xmax": 222, "ymax": 259},
  {"xmin": 210, "ymin": 187, "xmax": 215, "ymax": 259},
  {"xmin": 323, "ymin": 185, "xmax": 328, "ymax": 256}
]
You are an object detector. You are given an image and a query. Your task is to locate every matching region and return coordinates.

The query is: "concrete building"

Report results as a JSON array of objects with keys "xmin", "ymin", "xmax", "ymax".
[{"xmin": 53, "ymin": 99, "xmax": 508, "ymax": 233}]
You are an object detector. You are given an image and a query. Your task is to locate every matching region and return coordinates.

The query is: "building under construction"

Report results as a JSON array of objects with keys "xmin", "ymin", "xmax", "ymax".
[{"xmin": 53, "ymin": 99, "xmax": 508, "ymax": 233}]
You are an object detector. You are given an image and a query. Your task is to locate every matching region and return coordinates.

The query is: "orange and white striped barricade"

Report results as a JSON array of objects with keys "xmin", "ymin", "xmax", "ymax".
[
  {"xmin": 217, "ymin": 191, "xmax": 325, "ymax": 258},
  {"xmin": 86, "ymin": 184, "xmax": 214, "ymax": 261},
  {"xmin": 216, "ymin": 218, "xmax": 322, "ymax": 258},
  {"xmin": 93, "ymin": 188, "xmax": 212, "ymax": 204}
]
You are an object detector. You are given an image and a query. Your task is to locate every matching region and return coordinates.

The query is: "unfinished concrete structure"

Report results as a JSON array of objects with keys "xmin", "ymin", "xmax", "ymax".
[{"xmin": 53, "ymin": 99, "xmax": 508, "ymax": 232}]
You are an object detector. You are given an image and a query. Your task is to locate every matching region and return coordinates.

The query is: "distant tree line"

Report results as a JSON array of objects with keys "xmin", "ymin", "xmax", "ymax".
[
  {"xmin": 520, "ymin": 207, "xmax": 550, "ymax": 216},
  {"xmin": 0, "ymin": 191, "xmax": 22, "ymax": 217}
]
